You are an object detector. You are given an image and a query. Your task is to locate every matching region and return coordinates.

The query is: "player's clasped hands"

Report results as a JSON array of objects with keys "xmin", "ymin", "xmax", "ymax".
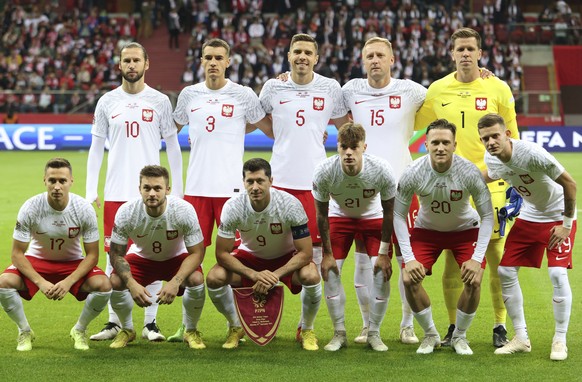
[
  {"xmin": 252, "ymin": 270, "xmax": 279, "ymax": 295},
  {"xmin": 42, "ymin": 280, "xmax": 71, "ymax": 300},
  {"xmin": 461, "ymin": 259, "xmax": 482, "ymax": 285}
]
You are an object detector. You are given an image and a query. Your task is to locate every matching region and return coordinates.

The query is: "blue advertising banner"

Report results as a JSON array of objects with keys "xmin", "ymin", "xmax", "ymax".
[{"xmin": 1, "ymin": 124, "xmax": 582, "ymax": 152}]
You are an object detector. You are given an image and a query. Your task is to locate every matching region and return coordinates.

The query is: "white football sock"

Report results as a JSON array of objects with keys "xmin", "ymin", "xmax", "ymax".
[
  {"xmin": 301, "ymin": 283, "xmax": 322, "ymax": 330},
  {"xmin": 369, "ymin": 269, "xmax": 390, "ymax": 332},
  {"xmin": 76, "ymin": 290, "xmax": 112, "ymax": 331},
  {"xmin": 208, "ymin": 285, "xmax": 240, "ymax": 327},
  {"xmin": 144, "ymin": 280, "xmax": 162, "ymax": 325},
  {"xmin": 452, "ymin": 309, "xmax": 476, "ymax": 339},
  {"xmin": 397, "ymin": 255, "xmax": 414, "ymax": 328},
  {"xmin": 0, "ymin": 288, "xmax": 30, "ymax": 332},
  {"xmin": 110, "ymin": 289, "xmax": 134, "ymax": 330},
  {"xmin": 183, "ymin": 284, "xmax": 205, "ymax": 331},
  {"xmin": 312, "ymin": 246, "xmax": 323, "ymax": 275},
  {"xmin": 413, "ymin": 306, "xmax": 438, "ymax": 336},
  {"xmin": 498, "ymin": 266, "xmax": 528, "ymax": 341},
  {"xmin": 104, "ymin": 255, "xmax": 121, "ymax": 325},
  {"xmin": 549, "ymin": 267, "xmax": 571, "ymax": 344},
  {"xmin": 324, "ymin": 264, "xmax": 346, "ymax": 332},
  {"xmin": 354, "ymin": 251, "xmax": 372, "ymax": 328}
]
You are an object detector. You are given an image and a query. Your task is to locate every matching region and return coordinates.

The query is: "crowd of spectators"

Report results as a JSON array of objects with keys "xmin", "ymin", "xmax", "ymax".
[{"xmin": 1, "ymin": 0, "xmax": 578, "ymax": 115}]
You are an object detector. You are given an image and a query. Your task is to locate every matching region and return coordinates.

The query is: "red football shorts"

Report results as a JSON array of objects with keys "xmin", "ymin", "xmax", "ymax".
[
  {"xmin": 273, "ymin": 187, "xmax": 320, "ymax": 244},
  {"xmin": 501, "ymin": 219, "xmax": 577, "ymax": 269},
  {"xmin": 329, "ymin": 217, "xmax": 392, "ymax": 259},
  {"xmin": 184, "ymin": 195, "xmax": 232, "ymax": 247},
  {"xmin": 104, "ymin": 201, "xmax": 131, "ymax": 253},
  {"xmin": 116, "ymin": 253, "xmax": 203, "ymax": 296},
  {"xmin": 404, "ymin": 228, "xmax": 485, "ymax": 275},
  {"xmin": 233, "ymin": 249, "xmax": 302, "ymax": 294},
  {"xmin": 4, "ymin": 256, "xmax": 106, "ymax": 301}
]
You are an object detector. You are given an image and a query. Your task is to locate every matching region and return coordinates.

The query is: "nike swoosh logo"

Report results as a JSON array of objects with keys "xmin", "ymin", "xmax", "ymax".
[
  {"xmin": 326, "ymin": 294, "xmax": 339, "ymax": 300},
  {"xmin": 111, "ymin": 113, "xmax": 122, "ymax": 119},
  {"xmin": 441, "ymin": 102, "xmax": 452, "ymax": 107},
  {"xmin": 191, "ymin": 108, "xmax": 201, "ymax": 112},
  {"xmin": 240, "ymin": 229, "xmax": 252, "ymax": 232},
  {"xmin": 35, "ymin": 231, "xmax": 47, "ymax": 234},
  {"xmin": 375, "ymin": 297, "xmax": 387, "ymax": 301},
  {"xmin": 279, "ymin": 100, "xmax": 292, "ymax": 104},
  {"xmin": 419, "ymin": 193, "xmax": 431, "ymax": 197},
  {"xmin": 556, "ymin": 256, "xmax": 568, "ymax": 261},
  {"xmin": 137, "ymin": 234, "xmax": 148, "ymax": 238}
]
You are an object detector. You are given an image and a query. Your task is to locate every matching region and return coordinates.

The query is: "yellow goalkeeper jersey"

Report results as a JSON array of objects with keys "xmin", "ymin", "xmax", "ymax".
[{"xmin": 415, "ymin": 72, "xmax": 519, "ymax": 173}]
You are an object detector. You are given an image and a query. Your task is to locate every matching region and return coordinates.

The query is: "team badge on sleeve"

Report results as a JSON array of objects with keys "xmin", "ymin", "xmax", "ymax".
[
  {"xmin": 166, "ymin": 230, "xmax": 178, "ymax": 240},
  {"xmin": 270, "ymin": 223, "xmax": 283, "ymax": 234},
  {"xmin": 450, "ymin": 190, "xmax": 463, "ymax": 201},
  {"xmin": 142, "ymin": 109, "xmax": 154, "ymax": 122},
  {"xmin": 222, "ymin": 104, "xmax": 234, "ymax": 117},
  {"xmin": 389, "ymin": 96, "xmax": 401, "ymax": 109},
  {"xmin": 68, "ymin": 227, "xmax": 80, "ymax": 238},
  {"xmin": 475, "ymin": 98, "xmax": 487, "ymax": 111},
  {"xmin": 313, "ymin": 97, "xmax": 325, "ymax": 111},
  {"xmin": 233, "ymin": 286, "xmax": 284, "ymax": 346}
]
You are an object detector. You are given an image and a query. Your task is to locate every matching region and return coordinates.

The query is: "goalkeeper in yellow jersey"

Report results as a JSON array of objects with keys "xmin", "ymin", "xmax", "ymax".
[{"xmin": 414, "ymin": 27, "xmax": 519, "ymax": 348}]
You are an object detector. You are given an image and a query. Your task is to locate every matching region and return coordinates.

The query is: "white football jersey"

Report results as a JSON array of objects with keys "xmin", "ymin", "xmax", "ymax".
[
  {"xmin": 312, "ymin": 154, "xmax": 397, "ymax": 219},
  {"xmin": 13, "ymin": 193, "xmax": 99, "ymax": 261},
  {"xmin": 485, "ymin": 139, "xmax": 574, "ymax": 222},
  {"xmin": 342, "ymin": 78, "xmax": 427, "ymax": 180},
  {"xmin": 174, "ymin": 80, "xmax": 266, "ymax": 197},
  {"xmin": 218, "ymin": 189, "xmax": 309, "ymax": 259},
  {"xmin": 92, "ymin": 85, "xmax": 177, "ymax": 201},
  {"xmin": 260, "ymin": 73, "xmax": 348, "ymax": 190},
  {"xmin": 397, "ymin": 155, "xmax": 491, "ymax": 232},
  {"xmin": 111, "ymin": 195, "xmax": 203, "ymax": 261}
]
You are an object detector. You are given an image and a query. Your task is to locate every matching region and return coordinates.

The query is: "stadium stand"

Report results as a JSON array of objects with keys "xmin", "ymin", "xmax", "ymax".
[{"xmin": 0, "ymin": 0, "xmax": 579, "ymax": 118}]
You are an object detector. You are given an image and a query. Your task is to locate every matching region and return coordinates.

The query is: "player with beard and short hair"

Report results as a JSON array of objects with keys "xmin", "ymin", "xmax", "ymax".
[
  {"xmin": 86, "ymin": 42, "xmax": 183, "ymax": 342},
  {"xmin": 107, "ymin": 165, "xmax": 206, "ymax": 349}
]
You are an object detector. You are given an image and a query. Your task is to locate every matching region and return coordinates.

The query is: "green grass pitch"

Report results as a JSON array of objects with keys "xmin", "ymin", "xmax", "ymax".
[{"xmin": 0, "ymin": 150, "xmax": 580, "ymax": 381}]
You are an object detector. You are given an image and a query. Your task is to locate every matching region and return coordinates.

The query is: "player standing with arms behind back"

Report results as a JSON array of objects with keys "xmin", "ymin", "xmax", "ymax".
[{"xmin": 86, "ymin": 42, "xmax": 183, "ymax": 342}]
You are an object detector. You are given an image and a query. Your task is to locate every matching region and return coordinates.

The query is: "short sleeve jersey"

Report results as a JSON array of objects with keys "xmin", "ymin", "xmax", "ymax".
[
  {"xmin": 397, "ymin": 155, "xmax": 491, "ymax": 232},
  {"xmin": 342, "ymin": 78, "xmax": 427, "ymax": 180},
  {"xmin": 111, "ymin": 195, "xmax": 204, "ymax": 261},
  {"xmin": 92, "ymin": 85, "xmax": 177, "ymax": 201},
  {"xmin": 173, "ymin": 80, "xmax": 266, "ymax": 197},
  {"xmin": 260, "ymin": 73, "xmax": 348, "ymax": 190},
  {"xmin": 312, "ymin": 154, "xmax": 397, "ymax": 219},
  {"xmin": 485, "ymin": 139, "xmax": 572, "ymax": 222},
  {"xmin": 13, "ymin": 193, "xmax": 99, "ymax": 261},
  {"xmin": 218, "ymin": 188, "xmax": 309, "ymax": 259},
  {"xmin": 414, "ymin": 73, "xmax": 518, "ymax": 174}
]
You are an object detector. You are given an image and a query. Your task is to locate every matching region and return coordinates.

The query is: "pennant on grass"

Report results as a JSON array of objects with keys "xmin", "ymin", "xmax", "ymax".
[{"xmin": 233, "ymin": 286, "xmax": 284, "ymax": 346}]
